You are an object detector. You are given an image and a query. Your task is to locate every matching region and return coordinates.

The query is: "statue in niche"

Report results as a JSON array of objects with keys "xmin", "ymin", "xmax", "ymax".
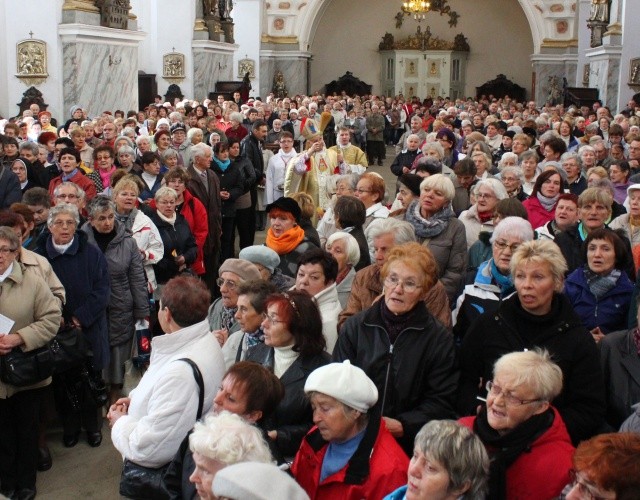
[
  {"xmin": 203, "ymin": 0, "xmax": 218, "ymax": 16},
  {"xmin": 547, "ymin": 76, "xmax": 563, "ymax": 105},
  {"xmin": 588, "ymin": 0, "xmax": 610, "ymax": 24},
  {"xmin": 220, "ymin": 0, "xmax": 233, "ymax": 20},
  {"xmin": 272, "ymin": 71, "xmax": 288, "ymax": 98}
]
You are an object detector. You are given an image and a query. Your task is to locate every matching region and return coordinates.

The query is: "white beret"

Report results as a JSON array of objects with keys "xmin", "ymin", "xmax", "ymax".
[
  {"xmin": 628, "ymin": 183, "xmax": 640, "ymax": 195},
  {"xmin": 212, "ymin": 462, "xmax": 309, "ymax": 500},
  {"xmin": 304, "ymin": 360, "xmax": 378, "ymax": 413},
  {"xmin": 239, "ymin": 245, "xmax": 280, "ymax": 274}
]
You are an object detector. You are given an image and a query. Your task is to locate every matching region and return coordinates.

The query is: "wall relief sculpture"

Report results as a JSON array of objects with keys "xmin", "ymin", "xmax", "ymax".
[
  {"xmin": 16, "ymin": 38, "xmax": 48, "ymax": 86},
  {"xmin": 163, "ymin": 52, "xmax": 185, "ymax": 82},
  {"xmin": 379, "ymin": 26, "xmax": 470, "ymax": 52},
  {"xmin": 238, "ymin": 58, "xmax": 255, "ymax": 79}
]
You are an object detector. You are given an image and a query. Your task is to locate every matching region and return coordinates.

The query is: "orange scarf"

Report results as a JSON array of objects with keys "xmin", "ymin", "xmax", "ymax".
[{"xmin": 265, "ymin": 225, "xmax": 305, "ymax": 255}]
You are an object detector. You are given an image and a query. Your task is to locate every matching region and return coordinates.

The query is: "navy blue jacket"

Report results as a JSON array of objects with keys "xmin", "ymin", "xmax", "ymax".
[
  {"xmin": 564, "ymin": 266, "xmax": 633, "ymax": 334},
  {"xmin": 36, "ymin": 231, "xmax": 111, "ymax": 370}
]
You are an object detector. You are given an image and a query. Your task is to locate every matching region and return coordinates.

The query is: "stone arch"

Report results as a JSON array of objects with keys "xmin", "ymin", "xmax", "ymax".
[{"xmin": 269, "ymin": 0, "xmax": 576, "ymax": 54}]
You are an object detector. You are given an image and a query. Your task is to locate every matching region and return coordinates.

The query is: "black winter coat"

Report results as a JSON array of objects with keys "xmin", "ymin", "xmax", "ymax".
[
  {"xmin": 245, "ymin": 342, "xmax": 330, "ymax": 459},
  {"xmin": 334, "ymin": 300, "xmax": 458, "ymax": 455},
  {"xmin": 210, "ymin": 161, "xmax": 244, "ymax": 218},
  {"xmin": 150, "ymin": 212, "xmax": 198, "ymax": 285},
  {"xmin": 240, "ymin": 133, "xmax": 265, "ymax": 183},
  {"xmin": 390, "ymin": 149, "xmax": 420, "ymax": 177},
  {"xmin": 458, "ymin": 292, "xmax": 606, "ymax": 445}
]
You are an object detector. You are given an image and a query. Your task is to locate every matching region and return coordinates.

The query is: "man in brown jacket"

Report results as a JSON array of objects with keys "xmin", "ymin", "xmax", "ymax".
[{"xmin": 338, "ymin": 218, "xmax": 451, "ymax": 330}]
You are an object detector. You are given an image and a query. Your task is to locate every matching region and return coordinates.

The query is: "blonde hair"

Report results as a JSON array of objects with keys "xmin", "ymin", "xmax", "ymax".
[{"xmin": 510, "ymin": 239, "xmax": 567, "ymax": 292}]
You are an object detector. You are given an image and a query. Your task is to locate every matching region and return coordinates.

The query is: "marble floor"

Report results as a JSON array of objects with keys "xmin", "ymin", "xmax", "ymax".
[{"xmin": 35, "ymin": 148, "xmax": 396, "ymax": 499}]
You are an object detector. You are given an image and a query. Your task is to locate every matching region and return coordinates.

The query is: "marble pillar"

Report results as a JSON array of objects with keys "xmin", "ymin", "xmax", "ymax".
[
  {"xmin": 585, "ymin": 44, "xmax": 622, "ymax": 110},
  {"xmin": 192, "ymin": 40, "xmax": 237, "ymax": 100},
  {"xmin": 59, "ymin": 24, "xmax": 145, "ymax": 116},
  {"xmin": 531, "ymin": 52, "xmax": 578, "ymax": 105},
  {"xmin": 260, "ymin": 50, "xmax": 310, "ymax": 97}
]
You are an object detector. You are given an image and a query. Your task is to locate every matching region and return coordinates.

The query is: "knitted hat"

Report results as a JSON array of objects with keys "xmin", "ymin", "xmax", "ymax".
[
  {"xmin": 156, "ymin": 118, "xmax": 171, "ymax": 128},
  {"xmin": 304, "ymin": 360, "xmax": 378, "ymax": 413},
  {"xmin": 219, "ymin": 258, "xmax": 261, "ymax": 282},
  {"xmin": 289, "ymin": 108, "xmax": 299, "ymax": 116},
  {"xmin": 238, "ymin": 246, "xmax": 280, "ymax": 274},
  {"xmin": 265, "ymin": 197, "xmax": 301, "ymax": 223},
  {"xmin": 212, "ymin": 462, "xmax": 309, "ymax": 500}
]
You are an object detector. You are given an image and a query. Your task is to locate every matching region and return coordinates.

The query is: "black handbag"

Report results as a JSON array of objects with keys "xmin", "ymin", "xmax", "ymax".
[
  {"xmin": 119, "ymin": 358, "xmax": 205, "ymax": 499},
  {"xmin": 0, "ymin": 325, "xmax": 88, "ymax": 387}
]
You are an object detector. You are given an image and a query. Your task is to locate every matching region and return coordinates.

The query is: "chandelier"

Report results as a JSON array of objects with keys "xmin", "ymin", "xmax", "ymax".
[{"xmin": 401, "ymin": 0, "xmax": 431, "ymax": 21}]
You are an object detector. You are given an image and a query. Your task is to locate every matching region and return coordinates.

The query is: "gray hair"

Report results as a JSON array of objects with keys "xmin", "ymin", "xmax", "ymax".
[
  {"xmin": 191, "ymin": 142, "xmax": 212, "ymax": 160},
  {"xmin": 326, "ymin": 231, "xmax": 361, "ymax": 267},
  {"xmin": 168, "ymin": 111, "xmax": 182, "ymax": 122},
  {"xmin": 365, "ymin": 218, "xmax": 416, "ymax": 247},
  {"xmin": 47, "ymin": 203, "xmax": 80, "ymax": 227},
  {"xmin": 493, "ymin": 349, "xmax": 563, "ymax": 402},
  {"xmin": 498, "ymin": 152, "xmax": 519, "ymax": 168},
  {"xmin": 115, "ymin": 136, "xmax": 135, "ymax": 149},
  {"xmin": 519, "ymin": 149, "xmax": 539, "ymax": 163},
  {"xmin": 135, "ymin": 135, "xmax": 151, "ymax": 146},
  {"xmin": 230, "ymin": 112, "xmax": 244, "ymax": 123},
  {"xmin": 86, "ymin": 196, "xmax": 116, "ymax": 219},
  {"xmin": 476, "ymin": 178, "xmax": 508, "ymax": 200},
  {"xmin": 560, "ymin": 152, "xmax": 581, "ymax": 167},
  {"xmin": 577, "ymin": 145, "xmax": 595, "ymax": 160},
  {"xmin": 491, "ymin": 216, "xmax": 534, "ymax": 244},
  {"xmin": 117, "ymin": 145, "xmax": 135, "ymax": 157},
  {"xmin": 187, "ymin": 127, "xmax": 203, "ymax": 141},
  {"xmin": 584, "ymin": 123, "xmax": 599, "ymax": 134},
  {"xmin": 422, "ymin": 141, "xmax": 445, "ymax": 159},
  {"xmin": 160, "ymin": 148, "xmax": 178, "ymax": 160},
  {"xmin": 410, "ymin": 115, "xmax": 422, "ymax": 124},
  {"xmin": 19, "ymin": 141, "xmax": 39, "ymax": 156},
  {"xmin": 407, "ymin": 133, "xmax": 421, "ymax": 143},
  {"xmin": 189, "ymin": 412, "xmax": 272, "ymax": 466},
  {"xmin": 154, "ymin": 186, "xmax": 178, "ymax": 201},
  {"xmin": 539, "ymin": 130, "xmax": 559, "ymax": 143},
  {"xmin": 414, "ymin": 420, "xmax": 489, "ymax": 500},
  {"xmin": 420, "ymin": 174, "xmax": 455, "ymax": 202},
  {"xmin": 0, "ymin": 226, "xmax": 21, "ymax": 251},
  {"xmin": 53, "ymin": 181, "xmax": 85, "ymax": 202},
  {"xmin": 121, "ymin": 127, "xmax": 136, "ymax": 138},
  {"xmin": 336, "ymin": 173, "xmax": 360, "ymax": 191},
  {"xmin": 500, "ymin": 166, "xmax": 524, "ymax": 184}
]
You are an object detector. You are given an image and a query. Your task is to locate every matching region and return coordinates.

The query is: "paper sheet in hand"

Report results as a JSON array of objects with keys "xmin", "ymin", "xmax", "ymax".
[{"xmin": 0, "ymin": 313, "xmax": 15, "ymax": 334}]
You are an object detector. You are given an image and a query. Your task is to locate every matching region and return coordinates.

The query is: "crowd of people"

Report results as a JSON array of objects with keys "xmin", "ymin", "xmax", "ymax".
[{"xmin": 1, "ymin": 89, "xmax": 640, "ymax": 499}]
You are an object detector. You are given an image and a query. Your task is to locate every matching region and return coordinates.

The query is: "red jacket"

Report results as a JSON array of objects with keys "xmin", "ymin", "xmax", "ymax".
[
  {"xmin": 150, "ymin": 189, "xmax": 209, "ymax": 275},
  {"xmin": 459, "ymin": 407, "xmax": 574, "ymax": 500},
  {"xmin": 48, "ymin": 169, "xmax": 97, "ymax": 203},
  {"xmin": 522, "ymin": 195, "xmax": 555, "ymax": 230},
  {"xmin": 292, "ymin": 418, "xmax": 408, "ymax": 500}
]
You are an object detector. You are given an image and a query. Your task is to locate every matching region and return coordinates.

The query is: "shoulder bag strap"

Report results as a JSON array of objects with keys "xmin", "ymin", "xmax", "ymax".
[{"xmin": 177, "ymin": 358, "xmax": 205, "ymax": 419}]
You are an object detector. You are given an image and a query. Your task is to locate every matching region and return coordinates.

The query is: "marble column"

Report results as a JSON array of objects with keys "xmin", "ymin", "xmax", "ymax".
[
  {"xmin": 531, "ymin": 50, "xmax": 578, "ymax": 105},
  {"xmin": 58, "ymin": 24, "xmax": 146, "ymax": 116},
  {"xmin": 192, "ymin": 40, "xmax": 238, "ymax": 100},
  {"xmin": 260, "ymin": 50, "xmax": 311, "ymax": 97}
]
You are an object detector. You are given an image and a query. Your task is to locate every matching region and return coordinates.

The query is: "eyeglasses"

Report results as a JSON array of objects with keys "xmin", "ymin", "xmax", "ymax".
[
  {"xmin": 485, "ymin": 381, "xmax": 542, "ymax": 407},
  {"xmin": 567, "ymin": 469, "xmax": 614, "ymax": 500},
  {"xmin": 384, "ymin": 275, "xmax": 422, "ymax": 293},
  {"xmin": 0, "ymin": 247, "xmax": 17, "ymax": 254},
  {"xmin": 216, "ymin": 278, "xmax": 238, "ymax": 290},
  {"xmin": 476, "ymin": 192, "xmax": 496, "ymax": 200},
  {"xmin": 261, "ymin": 313, "xmax": 284, "ymax": 325},
  {"xmin": 56, "ymin": 193, "xmax": 78, "ymax": 200},
  {"xmin": 355, "ymin": 188, "xmax": 372, "ymax": 194},
  {"xmin": 493, "ymin": 240, "xmax": 520, "ymax": 252},
  {"xmin": 52, "ymin": 220, "xmax": 77, "ymax": 228}
]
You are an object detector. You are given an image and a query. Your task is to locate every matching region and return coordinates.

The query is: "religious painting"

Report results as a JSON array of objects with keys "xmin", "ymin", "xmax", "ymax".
[
  {"xmin": 404, "ymin": 83, "xmax": 416, "ymax": 98},
  {"xmin": 405, "ymin": 58, "xmax": 418, "ymax": 77},
  {"xmin": 238, "ymin": 58, "xmax": 255, "ymax": 79},
  {"xmin": 15, "ymin": 38, "xmax": 48, "ymax": 85},
  {"xmin": 427, "ymin": 59, "xmax": 440, "ymax": 78},
  {"xmin": 429, "ymin": 84, "xmax": 440, "ymax": 98},
  {"xmin": 630, "ymin": 58, "xmax": 640, "ymax": 86},
  {"xmin": 583, "ymin": 64, "xmax": 590, "ymax": 86},
  {"xmin": 163, "ymin": 52, "xmax": 185, "ymax": 80}
]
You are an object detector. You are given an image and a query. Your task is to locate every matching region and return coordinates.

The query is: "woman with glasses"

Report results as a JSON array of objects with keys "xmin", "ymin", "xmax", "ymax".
[
  {"xmin": 459, "ymin": 350, "xmax": 574, "ymax": 500},
  {"xmin": 454, "ymin": 217, "xmax": 533, "ymax": 346},
  {"xmin": 564, "ymin": 433, "xmax": 640, "ymax": 500},
  {"xmin": 87, "ymin": 145, "xmax": 117, "ymax": 194},
  {"xmin": 459, "ymin": 178, "xmax": 508, "ymax": 250},
  {"xmin": 245, "ymin": 290, "xmax": 329, "ymax": 461},
  {"xmin": 458, "ymin": 240, "xmax": 606, "ymax": 445},
  {"xmin": 334, "ymin": 242, "xmax": 458, "ymax": 455},
  {"xmin": 353, "ymin": 172, "xmax": 389, "ymax": 230}
]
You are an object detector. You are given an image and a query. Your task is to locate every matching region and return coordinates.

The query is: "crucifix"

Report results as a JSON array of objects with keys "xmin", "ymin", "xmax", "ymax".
[
  {"xmin": 172, "ymin": 46, "xmax": 176, "ymax": 52},
  {"xmin": 29, "ymin": 30, "xmax": 34, "ymax": 38}
]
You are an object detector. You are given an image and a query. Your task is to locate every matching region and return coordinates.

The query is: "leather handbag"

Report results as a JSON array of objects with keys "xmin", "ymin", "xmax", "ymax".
[
  {"xmin": 0, "ymin": 324, "xmax": 88, "ymax": 387},
  {"xmin": 119, "ymin": 358, "xmax": 205, "ymax": 499}
]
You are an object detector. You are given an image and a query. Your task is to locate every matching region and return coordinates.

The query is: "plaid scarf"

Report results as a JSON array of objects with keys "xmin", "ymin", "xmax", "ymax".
[{"xmin": 221, "ymin": 306, "xmax": 237, "ymax": 332}]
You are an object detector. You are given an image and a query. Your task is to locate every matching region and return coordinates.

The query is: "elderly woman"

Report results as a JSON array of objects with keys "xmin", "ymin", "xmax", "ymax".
[
  {"xmin": 112, "ymin": 175, "xmax": 164, "ymax": 293},
  {"xmin": 160, "ymin": 148, "xmax": 179, "ymax": 171},
  {"xmin": 390, "ymin": 173, "xmax": 422, "ymax": 214},
  {"xmin": 246, "ymin": 291, "xmax": 330, "ymax": 460},
  {"xmin": 36, "ymin": 203, "xmax": 110, "ymax": 448},
  {"xmin": 212, "ymin": 142, "xmax": 244, "ymax": 262},
  {"xmin": 225, "ymin": 111, "xmax": 249, "ymax": 142},
  {"xmin": 317, "ymin": 173, "xmax": 358, "ymax": 247},
  {"xmin": 354, "ymin": 172, "xmax": 389, "ymax": 229},
  {"xmin": 326, "ymin": 231, "xmax": 360, "ymax": 308},
  {"xmin": 0, "ymin": 226, "xmax": 60, "ymax": 499},
  {"xmin": 610, "ymin": 161, "xmax": 632, "ymax": 204},
  {"xmin": 522, "ymin": 169, "xmax": 563, "ymax": 229},
  {"xmin": 519, "ymin": 150, "xmax": 540, "ymax": 195},
  {"xmin": 293, "ymin": 361, "xmax": 409, "ymax": 499},
  {"xmin": 88, "ymin": 145, "xmax": 116, "ymax": 193},
  {"xmin": 454, "ymin": 217, "xmax": 534, "ymax": 344},
  {"xmin": 497, "ymin": 152, "xmax": 519, "ymax": 170},
  {"xmin": 150, "ymin": 186, "xmax": 197, "ymax": 289},
  {"xmin": 238, "ymin": 245, "xmax": 295, "ymax": 292},
  {"xmin": 565, "ymin": 433, "xmax": 640, "ymax": 499},
  {"xmin": 108, "ymin": 276, "xmax": 225, "ymax": 491},
  {"xmin": 137, "ymin": 152, "xmax": 164, "ymax": 201},
  {"xmin": 459, "ymin": 350, "xmax": 574, "ymax": 500},
  {"xmin": 390, "ymin": 133, "xmax": 421, "ymax": 178},
  {"xmin": 264, "ymin": 197, "xmax": 318, "ymax": 278},
  {"xmin": 207, "ymin": 258, "xmax": 262, "ymax": 350},
  {"xmin": 471, "ymin": 151, "xmax": 494, "ymax": 180},
  {"xmin": 80, "ymin": 197, "xmax": 149, "ymax": 405},
  {"xmin": 578, "ymin": 144, "xmax": 597, "ymax": 172},
  {"xmin": 334, "ymin": 243, "xmax": 458, "ymax": 454},
  {"xmin": 11, "ymin": 158, "xmax": 34, "ymax": 194},
  {"xmin": 459, "ymin": 178, "xmax": 508, "ymax": 250},
  {"xmin": 401, "ymin": 174, "xmax": 467, "ymax": 301},
  {"xmin": 333, "ymin": 195, "xmax": 370, "ymax": 270},
  {"xmin": 500, "ymin": 166, "xmax": 528, "ymax": 202},
  {"xmin": 384, "ymin": 420, "xmax": 489, "ymax": 500},
  {"xmin": 564, "ymin": 228, "xmax": 633, "ymax": 341},
  {"xmin": 134, "ymin": 135, "xmax": 151, "ymax": 161},
  {"xmin": 116, "ymin": 145, "xmax": 137, "ymax": 174},
  {"xmin": 458, "ymin": 239, "xmax": 606, "ymax": 444}
]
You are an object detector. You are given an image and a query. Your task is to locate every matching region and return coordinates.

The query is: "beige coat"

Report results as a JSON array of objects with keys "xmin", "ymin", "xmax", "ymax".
[
  {"xmin": 19, "ymin": 247, "xmax": 65, "ymax": 309},
  {"xmin": 0, "ymin": 262, "xmax": 62, "ymax": 398}
]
